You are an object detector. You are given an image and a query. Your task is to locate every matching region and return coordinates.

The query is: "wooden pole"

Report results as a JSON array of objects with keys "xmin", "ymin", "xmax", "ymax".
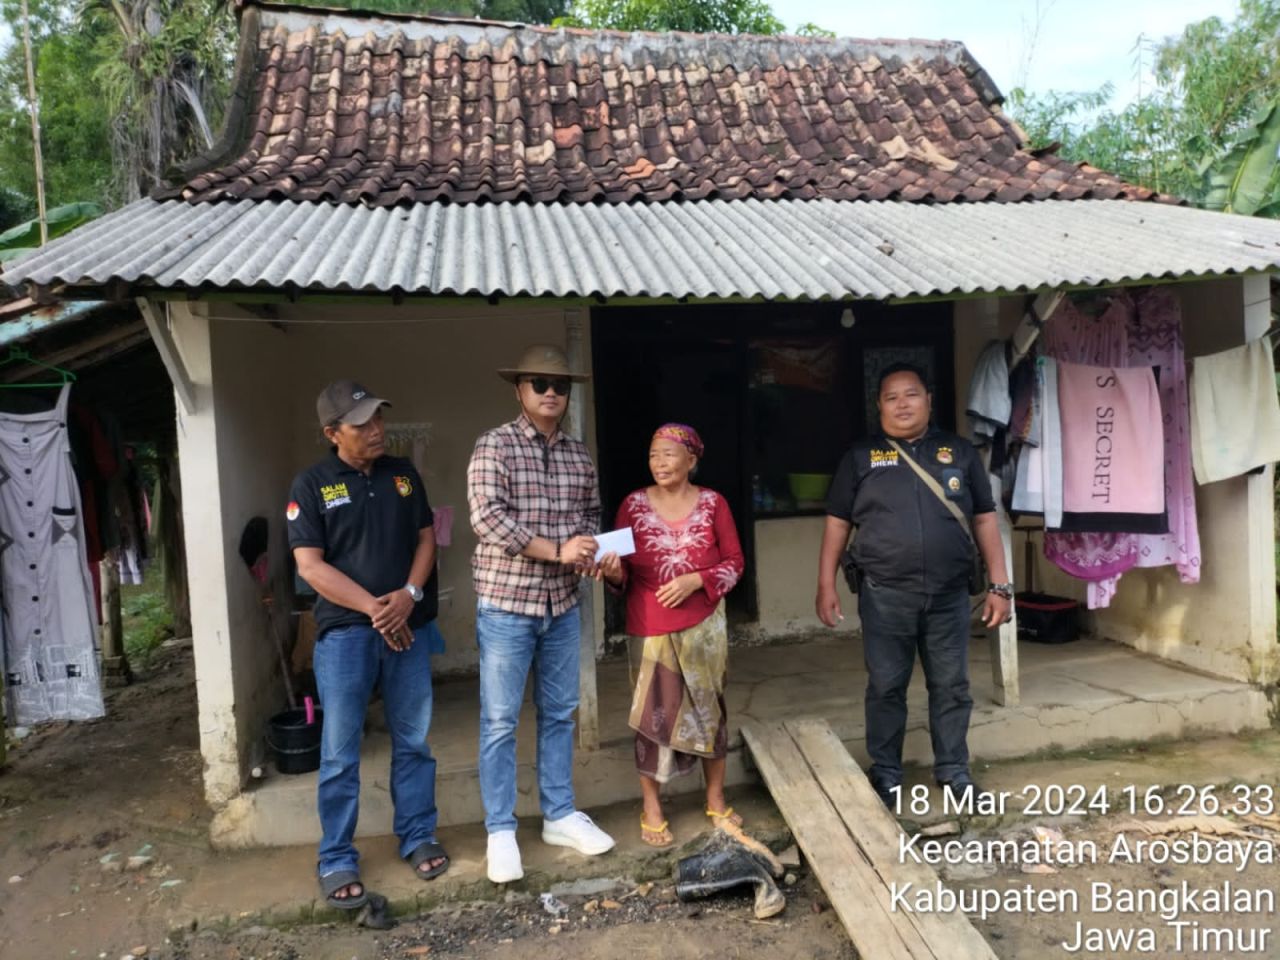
[
  {"xmin": 100, "ymin": 550, "xmax": 132, "ymax": 686},
  {"xmin": 20, "ymin": 0, "xmax": 48, "ymax": 245},
  {"xmin": 101, "ymin": 552, "xmax": 124, "ymax": 659},
  {"xmin": 564, "ymin": 307, "xmax": 600, "ymax": 751}
]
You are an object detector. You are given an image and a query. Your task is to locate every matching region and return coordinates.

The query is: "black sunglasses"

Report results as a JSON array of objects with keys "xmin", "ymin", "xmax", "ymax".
[{"xmin": 521, "ymin": 376, "xmax": 571, "ymax": 396}]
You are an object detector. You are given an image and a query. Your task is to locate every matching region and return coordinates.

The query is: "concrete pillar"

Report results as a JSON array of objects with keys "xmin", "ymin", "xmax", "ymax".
[
  {"xmin": 1242, "ymin": 275, "xmax": 1277, "ymax": 683},
  {"xmin": 164, "ymin": 301, "xmax": 243, "ymax": 808},
  {"xmin": 954, "ymin": 297, "xmax": 1019, "ymax": 707}
]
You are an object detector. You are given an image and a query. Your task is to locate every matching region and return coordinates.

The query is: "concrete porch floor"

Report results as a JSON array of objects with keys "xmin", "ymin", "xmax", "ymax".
[{"xmin": 211, "ymin": 634, "xmax": 1273, "ymax": 847}]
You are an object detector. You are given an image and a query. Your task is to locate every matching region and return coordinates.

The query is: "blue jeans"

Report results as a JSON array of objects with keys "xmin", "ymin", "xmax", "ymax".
[
  {"xmin": 476, "ymin": 602, "xmax": 580, "ymax": 833},
  {"xmin": 857, "ymin": 580, "xmax": 973, "ymax": 785},
  {"xmin": 313, "ymin": 622, "xmax": 438, "ymax": 876}
]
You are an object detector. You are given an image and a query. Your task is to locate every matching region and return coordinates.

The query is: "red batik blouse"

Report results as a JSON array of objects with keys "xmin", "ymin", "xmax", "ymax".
[{"xmin": 614, "ymin": 487, "xmax": 744, "ymax": 636}]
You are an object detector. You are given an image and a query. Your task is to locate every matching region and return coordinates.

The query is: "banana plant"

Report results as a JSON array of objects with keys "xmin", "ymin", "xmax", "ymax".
[
  {"xmin": 1197, "ymin": 99, "xmax": 1280, "ymax": 217},
  {"xmin": 0, "ymin": 201, "xmax": 103, "ymax": 264}
]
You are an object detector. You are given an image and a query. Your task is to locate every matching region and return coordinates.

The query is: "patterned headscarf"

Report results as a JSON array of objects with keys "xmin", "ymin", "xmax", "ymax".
[{"xmin": 652, "ymin": 422, "xmax": 704, "ymax": 459}]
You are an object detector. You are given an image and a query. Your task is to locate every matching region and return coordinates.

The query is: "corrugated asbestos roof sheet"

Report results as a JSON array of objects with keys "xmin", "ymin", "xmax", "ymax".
[
  {"xmin": 162, "ymin": 3, "xmax": 1156, "ymax": 206},
  {"xmin": 4, "ymin": 197, "xmax": 1280, "ymax": 301}
]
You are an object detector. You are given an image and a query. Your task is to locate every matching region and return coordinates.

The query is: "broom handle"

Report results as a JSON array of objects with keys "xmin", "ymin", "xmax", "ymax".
[{"xmin": 264, "ymin": 599, "xmax": 298, "ymax": 710}]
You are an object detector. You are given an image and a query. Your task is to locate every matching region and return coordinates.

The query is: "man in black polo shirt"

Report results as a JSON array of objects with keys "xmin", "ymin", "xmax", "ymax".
[
  {"xmin": 815, "ymin": 363, "xmax": 1012, "ymax": 807},
  {"xmin": 287, "ymin": 379, "xmax": 448, "ymax": 910}
]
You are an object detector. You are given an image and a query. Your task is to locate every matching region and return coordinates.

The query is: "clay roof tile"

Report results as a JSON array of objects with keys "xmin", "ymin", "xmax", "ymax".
[{"xmin": 173, "ymin": 8, "xmax": 1160, "ymax": 206}]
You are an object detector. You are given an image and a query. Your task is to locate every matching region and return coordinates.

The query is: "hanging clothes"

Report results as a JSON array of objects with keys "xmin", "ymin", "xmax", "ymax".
[
  {"xmin": 1129, "ymin": 288, "xmax": 1201, "ymax": 582},
  {"xmin": 1054, "ymin": 361, "xmax": 1166, "ymax": 532},
  {"xmin": 1042, "ymin": 295, "xmax": 1137, "ymax": 608},
  {"xmin": 1190, "ymin": 336, "xmax": 1280, "ymax": 485},
  {"xmin": 1008, "ymin": 354, "xmax": 1040, "ymax": 446},
  {"xmin": 966, "ymin": 340, "xmax": 1011, "ymax": 442},
  {"xmin": 1010, "ymin": 355, "xmax": 1063, "ymax": 528},
  {"xmin": 0, "ymin": 385, "xmax": 105, "ymax": 725},
  {"xmin": 112, "ymin": 446, "xmax": 147, "ymax": 587}
]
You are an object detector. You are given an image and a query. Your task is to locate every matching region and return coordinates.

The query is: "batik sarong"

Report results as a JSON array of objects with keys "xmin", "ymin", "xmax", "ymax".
[{"xmin": 629, "ymin": 603, "xmax": 728, "ymax": 783}]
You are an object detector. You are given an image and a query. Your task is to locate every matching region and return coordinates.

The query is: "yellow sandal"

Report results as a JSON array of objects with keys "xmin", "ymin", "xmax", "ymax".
[
  {"xmin": 705, "ymin": 806, "xmax": 744, "ymax": 828},
  {"xmin": 640, "ymin": 815, "xmax": 674, "ymax": 848}
]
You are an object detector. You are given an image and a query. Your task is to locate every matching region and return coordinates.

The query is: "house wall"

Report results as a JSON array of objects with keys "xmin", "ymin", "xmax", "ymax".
[
  {"xmin": 263, "ymin": 302, "xmax": 598, "ymax": 676},
  {"xmin": 179, "ymin": 279, "xmax": 1275, "ymax": 814},
  {"xmin": 177, "ymin": 299, "xmax": 604, "ymax": 808},
  {"xmin": 754, "ymin": 516, "xmax": 858, "ymax": 636}
]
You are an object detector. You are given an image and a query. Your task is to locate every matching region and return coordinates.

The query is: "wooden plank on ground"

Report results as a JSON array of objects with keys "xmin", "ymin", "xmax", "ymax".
[
  {"xmin": 741, "ymin": 720, "xmax": 929, "ymax": 960},
  {"xmin": 741, "ymin": 719, "xmax": 998, "ymax": 960},
  {"xmin": 783, "ymin": 718, "xmax": 998, "ymax": 959}
]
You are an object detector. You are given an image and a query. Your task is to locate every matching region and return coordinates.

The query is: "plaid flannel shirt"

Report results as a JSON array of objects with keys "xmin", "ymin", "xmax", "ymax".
[{"xmin": 467, "ymin": 413, "xmax": 601, "ymax": 617}]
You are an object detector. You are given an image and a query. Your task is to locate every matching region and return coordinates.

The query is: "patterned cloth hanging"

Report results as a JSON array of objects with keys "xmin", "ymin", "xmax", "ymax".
[{"xmin": 0, "ymin": 384, "xmax": 104, "ymax": 725}]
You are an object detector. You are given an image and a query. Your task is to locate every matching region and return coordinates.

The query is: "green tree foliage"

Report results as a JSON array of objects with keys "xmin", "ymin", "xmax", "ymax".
[
  {"xmin": 82, "ymin": 0, "xmax": 237, "ymax": 201},
  {"xmin": 479, "ymin": 0, "xmax": 568, "ymax": 22},
  {"xmin": 0, "ymin": 0, "xmax": 115, "ymax": 217},
  {"xmin": 1008, "ymin": 0, "xmax": 1280, "ymax": 208},
  {"xmin": 794, "ymin": 22, "xmax": 834, "ymax": 38},
  {"xmin": 557, "ymin": 0, "xmax": 785, "ymax": 34},
  {"xmin": 0, "ymin": 188, "xmax": 32, "ymax": 231}
]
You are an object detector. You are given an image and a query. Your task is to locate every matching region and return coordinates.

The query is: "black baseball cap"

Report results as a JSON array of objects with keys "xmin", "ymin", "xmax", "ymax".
[{"xmin": 316, "ymin": 379, "xmax": 391, "ymax": 427}]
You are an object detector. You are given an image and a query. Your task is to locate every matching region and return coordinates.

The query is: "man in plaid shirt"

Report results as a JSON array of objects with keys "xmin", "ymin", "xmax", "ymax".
[{"xmin": 467, "ymin": 344, "xmax": 616, "ymax": 883}]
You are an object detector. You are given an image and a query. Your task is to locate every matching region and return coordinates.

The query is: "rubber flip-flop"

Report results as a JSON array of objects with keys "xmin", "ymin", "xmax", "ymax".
[
  {"xmin": 319, "ymin": 869, "xmax": 369, "ymax": 910},
  {"xmin": 407, "ymin": 839, "xmax": 450, "ymax": 881},
  {"xmin": 641, "ymin": 815, "xmax": 675, "ymax": 848},
  {"xmin": 705, "ymin": 806, "xmax": 744, "ymax": 828}
]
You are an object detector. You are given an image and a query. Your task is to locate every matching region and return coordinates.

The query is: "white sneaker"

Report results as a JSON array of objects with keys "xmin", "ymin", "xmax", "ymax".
[
  {"xmin": 542, "ymin": 811, "xmax": 616, "ymax": 856},
  {"xmin": 486, "ymin": 830, "xmax": 524, "ymax": 883}
]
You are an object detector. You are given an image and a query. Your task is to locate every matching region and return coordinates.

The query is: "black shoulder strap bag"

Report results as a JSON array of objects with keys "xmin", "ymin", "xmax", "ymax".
[{"xmin": 887, "ymin": 439, "xmax": 988, "ymax": 596}]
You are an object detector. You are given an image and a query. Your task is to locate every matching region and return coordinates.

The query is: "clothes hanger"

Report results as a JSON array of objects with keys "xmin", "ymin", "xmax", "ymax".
[{"xmin": 0, "ymin": 347, "xmax": 76, "ymax": 388}]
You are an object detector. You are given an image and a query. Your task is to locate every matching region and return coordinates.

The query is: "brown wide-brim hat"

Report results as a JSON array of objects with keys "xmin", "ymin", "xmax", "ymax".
[{"xmin": 497, "ymin": 344, "xmax": 589, "ymax": 383}]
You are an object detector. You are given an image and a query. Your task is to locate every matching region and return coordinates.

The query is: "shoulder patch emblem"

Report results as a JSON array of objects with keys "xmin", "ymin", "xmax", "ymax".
[
  {"xmin": 286, "ymin": 501, "xmax": 300, "ymax": 521},
  {"xmin": 936, "ymin": 447, "xmax": 954, "ymax": 464},
  {"xmin": 394, "ymin": 475, "xmax": 413, "ymax": 497}
]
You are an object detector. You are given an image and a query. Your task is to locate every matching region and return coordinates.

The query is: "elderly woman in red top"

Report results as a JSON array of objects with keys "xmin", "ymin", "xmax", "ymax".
[{"xmin": 599, "ymin": 423, "xmax": 745, "ymax": 847}]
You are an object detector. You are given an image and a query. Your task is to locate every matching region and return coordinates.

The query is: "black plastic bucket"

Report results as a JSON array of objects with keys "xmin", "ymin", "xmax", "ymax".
[{"xmin": 267, "ymin": 707, "xmax": 323, "ymax": 774}]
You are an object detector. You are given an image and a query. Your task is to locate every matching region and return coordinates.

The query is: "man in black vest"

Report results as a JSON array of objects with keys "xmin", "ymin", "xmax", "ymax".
[
  {"xmin": 815, "ymin": 363, "xmax": 1012, "ymax": 807},
  {"xmin": 288, "ymin": 380, "xmax": 448, "ymax": 909}
]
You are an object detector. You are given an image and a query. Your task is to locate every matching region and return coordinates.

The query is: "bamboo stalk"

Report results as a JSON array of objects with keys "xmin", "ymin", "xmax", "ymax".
[{"xmin": 20, "ymin": 0, "xmax": 48, "ymax": 245}]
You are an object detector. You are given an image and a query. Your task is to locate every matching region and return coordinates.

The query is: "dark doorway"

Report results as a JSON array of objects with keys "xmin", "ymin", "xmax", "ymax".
[{"xmin": 592, "ymin": 301, "xmax": 955, "ymax": 635}]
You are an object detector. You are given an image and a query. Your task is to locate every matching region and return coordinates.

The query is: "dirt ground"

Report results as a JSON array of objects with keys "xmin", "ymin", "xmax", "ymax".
[
  {"xmin": 941, "ymin": 813, "xmax": 1280, "ymax": 959},
  {"xmin": 4, "ymin": 637, "xmax": 1280, "ymax": 960},
  {"xmin": 0, "ymin": 641, "xmax": 854, "ymax": 960},
  {"xmin": 0, "ymin": 640, "xmax": 208, "ymax": 960},
  {"xmin": 170, "ymin": 875, "xmax": 856, "ymax": 960}
]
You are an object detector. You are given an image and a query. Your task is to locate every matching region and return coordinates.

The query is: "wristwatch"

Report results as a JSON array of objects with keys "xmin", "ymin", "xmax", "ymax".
[
  {"xmin": 404, "ymin": 583, "xmax": 424, "ymax": 603},
  {"xmin": 987, "ymin": 582, "xmax": 1014, "ymax": 600}
]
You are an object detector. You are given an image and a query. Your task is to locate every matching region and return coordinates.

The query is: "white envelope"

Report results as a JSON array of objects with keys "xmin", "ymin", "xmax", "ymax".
[{"xmin": 593, "ymin": 526, "xmax": 636, "ymax": 562}]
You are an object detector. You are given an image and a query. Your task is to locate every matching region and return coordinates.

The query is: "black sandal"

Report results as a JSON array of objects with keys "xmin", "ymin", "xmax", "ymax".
[
  {"xmin": 319, "ymin": 869, "xmax": 369, "ymax": 910},
  {"xmin": 407, "ymin": 839, "xmax": 450, "ymax": 881}
]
